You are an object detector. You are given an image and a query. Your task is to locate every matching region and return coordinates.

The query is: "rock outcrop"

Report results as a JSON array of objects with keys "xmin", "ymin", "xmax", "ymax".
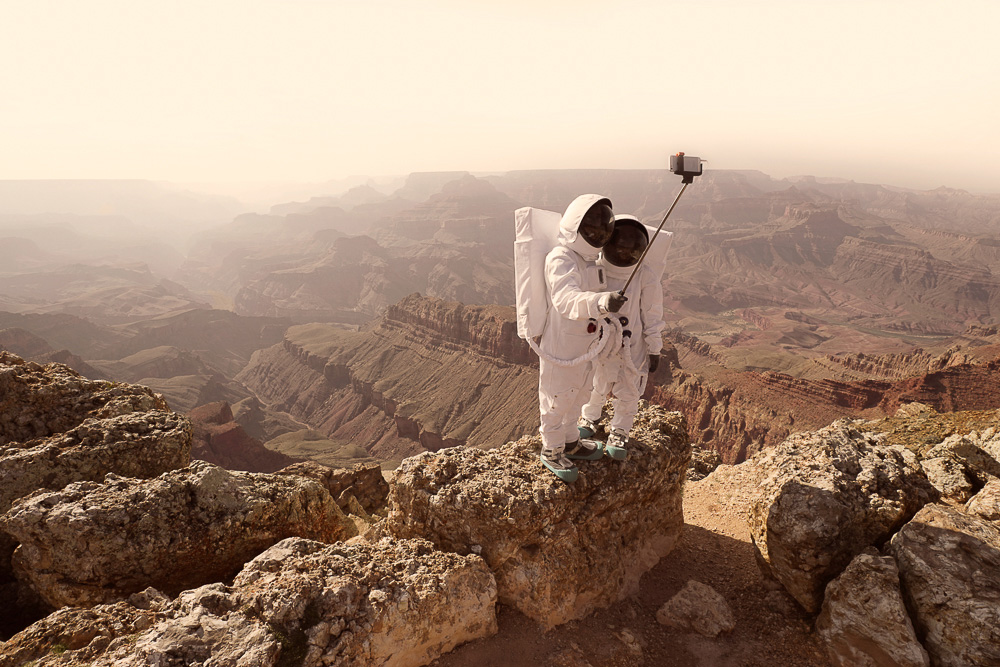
[
  {"xmin": 747, "ymin": 421, "xmax": 937, "ymax": 613},
  {"xmin": 965, "ymin": 477, "xmax": 1000, "ymax": 520},
  {"xmin": 888, "ymin": 504, "xmax": 1000, "ymax": 667},
  {"xmin": 0, "ymin": 351, "xmax": 169, "ymax": 447},
  {"xmin": 0, "ymin": 588, "xmax": 172, "ymax": 667},
  {"xmin": 815, "ymin": 548, "xmax": 929, "ymax": 667},
  {"xmin": 2, "ymin": 537, "xmax": 497, "ymax": 667},
  {"xmin": 382, "ymin": 405, "xmax": 690, "ymax": 629},
  {"xmin": 188, "ymin": 401, "xmax": 300, "ymax": 473},
  {"xmin": 277, "ymin": 460, "xmax": 389, "ymax": 515},
  {"xmin": 2, "ymin": 461, "xmax": 353, "ymax": 608},
  {"xmin": 0, "ymin": 410, "xmax": 192, "ymax": 523},
  {"xmin": 0, "ymin": 352, "xmax": 192, "ymax": 618}
]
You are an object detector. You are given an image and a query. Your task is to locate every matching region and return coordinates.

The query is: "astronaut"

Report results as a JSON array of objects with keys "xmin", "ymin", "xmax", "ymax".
[
  {"xmin": 578, "ymin": 215, "xmax": 665, "ymax": 460},
  {"xmin": 537, "ymin": 195, "xmax": 626, "ymax": 482}
]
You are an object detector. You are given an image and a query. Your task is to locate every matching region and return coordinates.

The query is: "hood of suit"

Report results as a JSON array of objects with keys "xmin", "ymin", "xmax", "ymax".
[{"xmin": 558, "ymin": 194, "xmax": 612, "ymax": 262}]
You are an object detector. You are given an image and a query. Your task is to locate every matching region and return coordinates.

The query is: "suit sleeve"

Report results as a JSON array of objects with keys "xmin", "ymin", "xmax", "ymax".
[
  {"xmin": 545, "ymin": 249, "xmax": 603, "ymax": 321},
  {"xmin": 640, "ymin": 266, "xmax": 665, "ymax": 354}
]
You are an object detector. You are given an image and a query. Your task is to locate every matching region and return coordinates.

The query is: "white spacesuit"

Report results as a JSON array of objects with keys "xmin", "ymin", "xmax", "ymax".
[
  {"xmin": 536, "ymin": 194, "xmax": 622, "ymax": 481},
  {"xmin": 580, "ymin": 215, "xmax": 665, "ymax": 459}
]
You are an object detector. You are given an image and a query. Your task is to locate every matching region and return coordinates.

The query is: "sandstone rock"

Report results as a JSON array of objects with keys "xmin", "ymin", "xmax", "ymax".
[
  {"xmin": 2, "ymin": 461, "xmax": 354, "ymax": 608},
  {"xmin": 895, "ymin": 402, "xmax": 936, "ymax": 418},
  {"xmin": 655, "ymin": 579, "xmax": 735, "ymax": 637},
  {"xmin": 0, "ymin": 588, "xmax": 171, "ymax": 667},
  {"xmin": 925, "ymin": 433, "xmax": 1000, "ymax": 480},
  {"xmin": 382, "ymin": 405, "xmax": 690, "ymax": 629},
  {"xmin": 13, "ymin": 537, "xmax": 497, "ymax": 667},
  {"xmin": 0, "ymin": 354, "xmax": 189, "ymax": 586},
  {"xmin": 815, "ymin": 548, "xmax": 929, "ymax": 667},
  {"xmin": 687, "ymin": 444, "xmax": 722, "ymax": 481},
  {"xmin": 0, "ymin": 409, "xmax": 192, "ymax": 597},
  {"xmin": 0, "ymin": 351, "xmax": 168, "ymax": 447},
  {"xmin": 888, "ymin": 503, "xmax": 1000, "ymax": 667},
  {"xmin": 965, "ymin": 478, "xmax": 1000, "ymax": 520},
  {"xmin": 0, "ymin": 410, "xmax": 192, "ymax": 519},
  {"xmin": 747, "ymin": 421, "xmax": 937, "ymax": 613},
  {"xmin": 277, "ymin": 459, "xmax": 389, "ymax": 514},
  {"xmin": 919, "ymin": 455, "xmax": 976, "ymax": 503}
]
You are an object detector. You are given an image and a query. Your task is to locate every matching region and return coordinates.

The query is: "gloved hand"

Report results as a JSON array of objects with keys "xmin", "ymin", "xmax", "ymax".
[
  {"xmin": 599, "ymin": 292, "xmax": 628, "ymax": 314},
  {"xmin": 648, "ymin": 354, "xmax": 660, "ymax": 373}
]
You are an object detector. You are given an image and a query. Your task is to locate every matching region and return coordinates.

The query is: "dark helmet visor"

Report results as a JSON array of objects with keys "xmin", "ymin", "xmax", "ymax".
[
  {"xmin": 603, "ymin": 220, "xmax": 649, "ymax": 267},
  {"xmin": 578, "ymin": 200, "xmax": 614, "ymax": 248}
]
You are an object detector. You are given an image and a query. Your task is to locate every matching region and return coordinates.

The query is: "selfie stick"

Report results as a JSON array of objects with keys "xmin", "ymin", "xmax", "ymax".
[{"xmin": 618, "ymin": 153, "xmax": 703, "ymax": 296}]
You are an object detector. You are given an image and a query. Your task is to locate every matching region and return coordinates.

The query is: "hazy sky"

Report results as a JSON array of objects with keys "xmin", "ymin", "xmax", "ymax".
[{"xmin": 3, "ymin": 0, "xmax": 998, "ymax": 192}]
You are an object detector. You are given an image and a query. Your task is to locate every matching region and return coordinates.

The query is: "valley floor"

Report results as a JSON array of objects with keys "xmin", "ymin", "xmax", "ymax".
[{"xmin": 431, "ymin": 463, "xmax": 831, "ymax": 667}]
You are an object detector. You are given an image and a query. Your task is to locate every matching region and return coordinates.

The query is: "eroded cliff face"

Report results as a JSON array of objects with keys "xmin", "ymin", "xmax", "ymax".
[{"xmin": 236, "ymin": 294, "xmax": 540, "ymax": 461}]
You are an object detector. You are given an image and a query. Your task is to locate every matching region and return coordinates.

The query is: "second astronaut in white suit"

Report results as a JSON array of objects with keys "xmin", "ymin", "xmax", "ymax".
[{"xmin": 579, "ymin": 215, "xmax": 665, "ymax": 460}]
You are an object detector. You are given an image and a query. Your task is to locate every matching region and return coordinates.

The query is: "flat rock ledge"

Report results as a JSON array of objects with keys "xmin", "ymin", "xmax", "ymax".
[
  {"xmin": 382, "ymin": 405, "xmax": 690, "ymax": 629},
  {"xmin": 0, "ymin": 537, "xmax": 497, "ymax": 667},
  {"xmin": 747, "ymin": 421, "xmax": 937, "ymax": 613},
  {"xmin": 1, "ymin": 461, "xmax": 354, "ymax": 608}
]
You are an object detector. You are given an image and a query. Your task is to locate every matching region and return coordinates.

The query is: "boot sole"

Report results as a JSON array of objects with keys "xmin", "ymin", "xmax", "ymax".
[{"xmin": 540, "ymin": 456, "xmax": 579, "ymax": 483}]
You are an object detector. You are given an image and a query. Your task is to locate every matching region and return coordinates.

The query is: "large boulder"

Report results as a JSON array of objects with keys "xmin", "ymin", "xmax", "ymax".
[
  {"xmin": 965, "ymin": 477, "xmax": 1000, "ymax": 521},
  {"xmin": 0, "ymin": 352, "xmax": 169, "ymax": 446},
  {"xmin": 815, "ymin": 548, "xmax": 929, "ymax": 667},
  {"xmin": 0, "ymin": 410, "xmax": 192, "ymax": 520},
  {"xmin": 0, "ymin": 354, "xmax": 191, "ymax": 616},
  {"xmin": 0, "ymin": 588, "xmax": 171, "ymax": 667},
  {"xmin": 747, "ymin": 421, "xmax": 937, "ymax": 613},
  {"xmin": 382, "ymin": 405, "xmax": 690, "ymax": 629},
  {"xmin": 887, "ymin": 503, "xmax": 1000, "ymax": 667},
  {"xmin": 3, "ymin": 538, "xmax": 497, "ymax": 667},
  {"xmin": 1, "ymin": 461, "xmax": 354, "ymax": 608}
]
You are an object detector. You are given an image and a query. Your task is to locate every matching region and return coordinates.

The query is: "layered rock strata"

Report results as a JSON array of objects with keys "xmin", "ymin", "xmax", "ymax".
[
  {"xmin": 815, "ymin": 548, "xmax": 929, "ymax": 667},
  {"xmin": 1, "ymin": 538, "xmax": 497, "ymax": 667},
  {"xmin": 188, "ymin": 400, "xmax": 299, "ymax": 473},
  {"xmin": 382, "ymin": 405, "xmax": 690, "ymax": 629},
  {"xmin": 236, "ymin": 295, "xmax": 541, "ymax": 459},
  {"xmin": 2, "ymin": 461, "xmax": 353, "ymax": 608},
  {"xmin": 747, "ymin": 421, "xmax": 937, "ymax": 613},
  {"xmin": 888, "ymin": 504, "xmax": 1000, "ymax": 667}
]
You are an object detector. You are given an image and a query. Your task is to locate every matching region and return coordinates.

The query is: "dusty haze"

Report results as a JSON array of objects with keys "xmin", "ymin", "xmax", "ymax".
[{"xmin": 2, "ymin": 0, "xmax": 998, "ymax": 193}]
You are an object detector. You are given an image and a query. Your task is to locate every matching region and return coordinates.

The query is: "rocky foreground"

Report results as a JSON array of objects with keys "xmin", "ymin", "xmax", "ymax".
[
  {"xmin": 0, "ymin": 353, "xmax": 690, "ymax": 666},
  {"xmin": 2, "ymin": 352, "xmax": 1000, "ymax": 666}
]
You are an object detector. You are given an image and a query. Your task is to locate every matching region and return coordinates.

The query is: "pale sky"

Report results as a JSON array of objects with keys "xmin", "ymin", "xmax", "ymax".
[{"xmin": 2, "ymin": 0, "xmax": 998, "ymax": 192}]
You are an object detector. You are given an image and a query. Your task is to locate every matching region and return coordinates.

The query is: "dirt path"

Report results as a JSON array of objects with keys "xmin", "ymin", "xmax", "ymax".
[{"xmin": 432, "ymin": 464, "xmax": 831, "ymax": 667}]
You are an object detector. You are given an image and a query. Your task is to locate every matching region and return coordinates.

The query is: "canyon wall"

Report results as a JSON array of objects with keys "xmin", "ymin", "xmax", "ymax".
[{"xmin": 237, "ymin": 295, "xmax": 539, "ymax": 461}]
